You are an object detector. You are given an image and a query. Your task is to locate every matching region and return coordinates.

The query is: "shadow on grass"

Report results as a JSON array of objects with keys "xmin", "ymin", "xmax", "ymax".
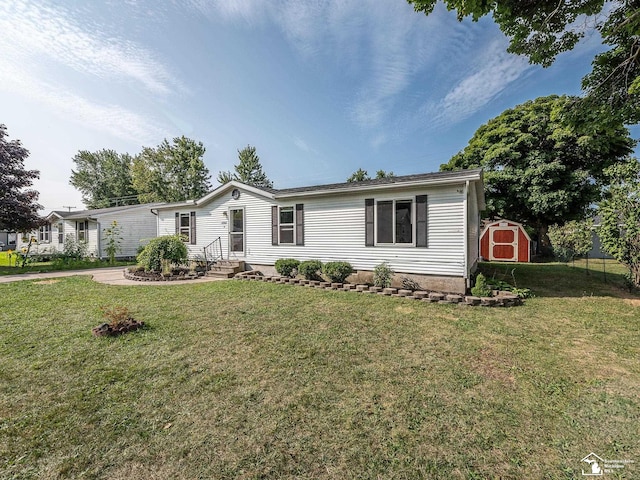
[{"xmin": 478, "ymin": 261, "xmax": 639, "ymax": 299}]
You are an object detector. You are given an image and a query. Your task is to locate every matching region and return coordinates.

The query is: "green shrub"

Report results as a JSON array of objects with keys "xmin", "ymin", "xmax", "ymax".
[
  {"xmin": 298, "ymin": 260, "xmax": 323, "ymax": 280},
  {"xmin": 137, "ymin": 235, "xmax": 188, "ymax": 272},
  {"xmin": 471, "ymin": 273, "xmax": 492, "ymax": 297},
  {"xmin": 373, "ymin": 262, "xmax": 394, "ymax": 288},
  {"xmin": 322, "ymin": 261, "xmax": 354, "ymax": 283},
  {"xmin": 274, "ymin": 258, "xmax": 300, "ymax": 278}
]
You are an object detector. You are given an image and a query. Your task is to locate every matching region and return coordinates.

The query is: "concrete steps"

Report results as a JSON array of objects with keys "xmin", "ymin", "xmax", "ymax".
[{"xmin": 206, "ymin": 260, "xmax": 245, "ymax": 278}]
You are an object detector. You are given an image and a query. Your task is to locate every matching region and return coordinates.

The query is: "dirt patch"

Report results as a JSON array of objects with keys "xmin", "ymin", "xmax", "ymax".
[
  {"xmin": 624, "ymin": 298, "xmax": 640, "ymax": 307},
  {"xmin": 32, "ymin": 279, "xmax": 61, "ymax": 285},
  {"xmin": 471, "ymin": 347, "xmax": 516, "ymax": 387}
]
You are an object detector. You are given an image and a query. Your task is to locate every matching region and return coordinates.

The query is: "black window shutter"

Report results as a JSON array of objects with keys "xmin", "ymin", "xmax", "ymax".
[
  {"xmin": 295, "ymin": 204, "xmax": 304, "ymax": 246},
  {"xmin": 190, "ymin": 211, "xmax": 196, "ymax": 245},
  {"xmin": 271, "ymin": 206, "xmax": 278, "ymax": 246},
  {"xmin": 175, "ymin": 212, "xmax": 179, "ymax": 235},
  {"xmin": 416, "ymin": 195, "xmax": 428, "ymax": 247},
  {"xmin": 365, "ymin": 198, "xmax": 374, "ymax": 246}
]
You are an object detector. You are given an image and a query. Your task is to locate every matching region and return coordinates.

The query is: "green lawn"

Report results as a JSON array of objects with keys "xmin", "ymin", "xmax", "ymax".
[
  {"xmin": 0, "ymin": 251, "xmax": 133, "ymax": 275},
  {"xmin": 1, "ymin": 263, "xmax": 639, "ymax": 479}
]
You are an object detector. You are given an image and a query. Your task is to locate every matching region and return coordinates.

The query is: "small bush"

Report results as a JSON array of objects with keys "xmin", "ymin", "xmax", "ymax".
[
  {"xmin": 322, "ymin": 261, "xmax": 354, "ymax": 283},
  {"xmin": 137, "ymin": 235, "xmax": 188, "ymax": 272},
  {"xmin": 471, "ymin": 273, "xmax": 492, "ymax": 297},
  {"xmin": 299, "ymin": 260, "xmax": 323, "ymax": 280},
  {"xmin": 373, "ymin": 262, "xmax": 394, "ymax": 288},
  {"xmin": 100, "ymin": 306, "xmax": 135, "ymax": 329},
  {"xmin": 275, "ymin": 258, "xmax": 300, "ymax": 278}
]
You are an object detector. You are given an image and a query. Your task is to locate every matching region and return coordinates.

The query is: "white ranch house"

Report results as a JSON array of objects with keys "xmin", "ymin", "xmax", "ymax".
[
  {"xmin": 155, "ymin": 169, "xmax": 485, "ymax": 293},
  {"xmin": 18, "ymin": 203, "xmax": 161, "ymax": 259}
]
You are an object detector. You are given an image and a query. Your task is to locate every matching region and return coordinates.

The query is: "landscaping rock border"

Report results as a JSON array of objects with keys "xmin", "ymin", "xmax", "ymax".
[
  {"xmin": 124, "ymin": 268, "xmax": 203, "ymax": 282},
  {"xmin": 234, "ymin": 272, "xmax": 523, "ymax": 307}
]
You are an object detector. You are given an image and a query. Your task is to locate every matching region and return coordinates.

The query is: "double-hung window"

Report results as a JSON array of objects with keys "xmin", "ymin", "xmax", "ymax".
[
  {"xmin": 57, "ymin": 222, "xmax": 64, "ymax": 243},
  {"xmin": 175, "ymin": 212, "xmax": 196, "ymax": 245},
  {"xmin": 366, "ymin": 196, "xmax": 427, "ymax": 247},
  {"xmin": 77, "ymin": 221, "xmax": 88, "ymax": 242},
  {"xmin": 39, "ymin": 224, "xmax": 51, "ymax": 243},
  {"xmin": 271, "ymin": 204, "xmax": 304, "ymax": 246}
]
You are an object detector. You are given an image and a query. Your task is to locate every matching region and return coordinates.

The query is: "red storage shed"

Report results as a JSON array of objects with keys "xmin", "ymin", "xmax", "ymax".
[{"xmin": 480, "ymin": 219, "xmax": 531, "ymax": 262}]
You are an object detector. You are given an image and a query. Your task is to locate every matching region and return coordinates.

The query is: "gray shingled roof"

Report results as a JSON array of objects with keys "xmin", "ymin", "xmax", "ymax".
[
  {"xmin": 49, "ymin": 202, "xmax": 164, "ymax": 220},
  {"xmin": 271, "ymin": 168, "xmax": 482, "ymax": 196}
]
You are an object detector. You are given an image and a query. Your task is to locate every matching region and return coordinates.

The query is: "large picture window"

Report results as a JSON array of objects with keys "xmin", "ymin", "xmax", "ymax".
[
  {"xmin": 376, "ymin": 200, "xmax": 412, "ymax": 244},
  {"xmin": 366, "ymin": 196, "xmax": 427, "ymax": 247}
]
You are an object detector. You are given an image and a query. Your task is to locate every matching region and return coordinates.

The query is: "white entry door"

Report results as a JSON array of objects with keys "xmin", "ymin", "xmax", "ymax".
[{"xmin": 229, "ymin": 208, "xmax": 244, "ymax": 256}]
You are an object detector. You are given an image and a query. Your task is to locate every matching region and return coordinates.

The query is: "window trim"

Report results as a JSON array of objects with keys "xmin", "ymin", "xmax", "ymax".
[
  {"xmin": 57, "ymin": 222, "xmax": 64, "ymax": 244},
  {"xmin": 278, "ymin": 206, "xmax": 295, "ymax": 245},
  {"xmin": 272, "ymin": 204, "xmax": 304, "ymax": 246},
  {"xmin": 39, "ymin": 223, "xmax": 51, "ymax": 243},
  {"xmin": 374, "ymin": 198, "xmax": 415, "ymax": 246},
  {"xmin": 76, "ymin": 220, "xmax": 88, "ymax": 242},
  {"xmin": 175, "ymin": 211, "xmax": 196, "ymax": 245},
  {"xmin": 365, "ymin": 196, "xmax": 427, "ymax": 248}
]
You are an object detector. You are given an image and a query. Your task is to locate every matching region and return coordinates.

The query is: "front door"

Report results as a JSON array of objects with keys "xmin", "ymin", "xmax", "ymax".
[
  {"xmin": 489, "ymin": 227, "xmax": 518, "ymax": 261},
  {"xmin": 229, "ymin": 208, "xmax": 244, "ymax": 256}
]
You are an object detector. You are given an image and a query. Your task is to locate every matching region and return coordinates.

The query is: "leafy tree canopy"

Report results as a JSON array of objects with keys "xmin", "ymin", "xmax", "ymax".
[
  {"xmin": 70, "ymin": 149, "xmax": 138, "ymax": 209},
  {"xmin": 217, "ymin": 145, "xmax": 273, "ymax": 188},
  {"xmin": 407, "ymin": 0, "xmax": 640, "ymax": 124},
  {"xmin": 132, "ymin": 136, "xmax": 211, "ymax": 203},
  {"xmin": 0, "ymin": 124, "xmax": 42, "ymax": 232},
  {"xmin": 598, "ymin": 158, "xmax": 640, "ymax": 287},
  {"xmin": 441, "ymin": 95, "xmax": 635, "ymax": 249},
  {"xmin": 347, "ymin": 169, "xmax": 394, "ymax": 182}
]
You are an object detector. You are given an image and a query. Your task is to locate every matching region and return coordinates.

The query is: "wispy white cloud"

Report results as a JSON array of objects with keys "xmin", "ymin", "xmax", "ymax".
[
  {"xmin": 0, "ymin": 0, "xmax": 180, "ymax": 95},
  {"xmin": 422, "ymin": 40, "xmax": 532, "ymax": 130},
  {"xmin": 0, "ymin": 62, "xmax": 167, "ymax": 144}
]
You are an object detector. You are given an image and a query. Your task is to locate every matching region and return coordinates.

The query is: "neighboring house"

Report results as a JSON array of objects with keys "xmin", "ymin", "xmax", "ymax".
[
  {"xmin": 588, "ymin": 216, "xmax": 613, "ymax": 259},
  {"xmin": 154, "ymin": 169, "xmax": 485, "ymax": 293},
  {"xmin": 0, "ymin": 231, "xmax": 17, "ymax": 251},
  {"xmin": 17, "ymin": 203, "xmax": 162, "ymax": 259}
]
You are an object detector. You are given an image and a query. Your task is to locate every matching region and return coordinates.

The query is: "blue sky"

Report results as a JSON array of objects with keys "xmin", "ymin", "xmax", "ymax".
[{"xmin": 1, "ymin": 0, "xmax": 632, "ymax": 212}]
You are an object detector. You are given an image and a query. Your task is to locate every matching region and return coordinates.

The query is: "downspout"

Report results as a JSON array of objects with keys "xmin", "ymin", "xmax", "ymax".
[
  {"xmin": 463, "ymin": 181, "xmax": 469, "ymax": 289},
  {"xmin": 97, "ymin": 222, "xmax": 101, "ymax": 259}
]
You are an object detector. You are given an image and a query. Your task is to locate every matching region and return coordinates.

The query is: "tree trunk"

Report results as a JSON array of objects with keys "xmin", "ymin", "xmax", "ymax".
[{"xmin": 536, "ymin": 224, "xmax": 553, "ymax": 257}]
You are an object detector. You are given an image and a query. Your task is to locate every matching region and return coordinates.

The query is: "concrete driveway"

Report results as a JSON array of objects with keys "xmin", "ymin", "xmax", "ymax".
[{"xmin": 0, "ymin": 267, "xmax": 226, "ymax": 286}]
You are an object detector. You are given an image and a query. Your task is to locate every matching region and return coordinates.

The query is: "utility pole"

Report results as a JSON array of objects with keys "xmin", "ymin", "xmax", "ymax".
[{"xmin": 62, "ymin": 206, "xmax": 75, "ymax": 212}]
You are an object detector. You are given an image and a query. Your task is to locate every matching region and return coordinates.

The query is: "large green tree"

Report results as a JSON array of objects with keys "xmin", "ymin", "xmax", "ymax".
[
  {"xmin": 133, "ymin": 136, "xmax": 211, "ymax": 203},
  {"xmin": 407, "ymin": 0, "xmax": 640, "ymax": 124},
  {"xmin": 441, "ymin": 95, "xmax": 635, "ymax": 251},
  {"xmin": 217, "ymin": 145, "xmax": 273, "ymax": 188},
  {"xmin": 0, "ymin": 124, "xmax": 42, "ymax": 232},
  {"xmin": 598, "ymin": 158, "xmax": 640, "ymax": 287},
  {"xmin": 70, "ymin": 149, "xmax": 138, "ymax": 209}
]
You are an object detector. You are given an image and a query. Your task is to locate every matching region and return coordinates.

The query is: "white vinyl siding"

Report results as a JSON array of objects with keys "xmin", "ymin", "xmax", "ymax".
[{"xmin": 157, "ymin": 184, "xmax": 467, "ymax": 277}]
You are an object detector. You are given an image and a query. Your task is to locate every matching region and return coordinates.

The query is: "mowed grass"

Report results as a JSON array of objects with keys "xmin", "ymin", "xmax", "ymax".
[
  {"xmin": 0, "ymin": 251, "xmax": 133, "ymax": 275},
  {"xmin": 1, "ymin": 263, "xmax": 639, "ymax": 479}
]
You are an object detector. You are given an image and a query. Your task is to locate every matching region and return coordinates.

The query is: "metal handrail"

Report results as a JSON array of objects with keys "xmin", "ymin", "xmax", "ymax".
[{"xmin": 203, "ymin": 236, "xmax": 223, "ymax": 266}]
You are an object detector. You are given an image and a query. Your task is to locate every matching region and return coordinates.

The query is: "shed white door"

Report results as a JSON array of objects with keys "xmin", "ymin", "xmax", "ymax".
[{"xmin": 489, "ymin": 227, "xmax": 518, "ymax": 261}]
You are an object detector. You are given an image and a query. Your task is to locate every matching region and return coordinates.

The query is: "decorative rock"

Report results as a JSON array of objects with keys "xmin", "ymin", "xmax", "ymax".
[
  {"xmin": 465, "ymin": 296, "xmax": 481, "ymax": 306},
  {"xmin": 369, "ymin": 286, "xmax": 382, "ymax": 293},
  {"xmin": 356, "ymin": 285, "xmax": 369, "ymax": 292},
  {"xmin": 318, "ymin": 282, "xmax": 331, "ymax": 288},
  {"xmin": 309, "ymin": 280, "xmax": 320, "ymax": 287},
  {"xmin": 480, "ymin": 297, "xmax": 497, "ymax": 306},
  {"xmin": 413, "ymin": 291, "xmax": 428, "ymax": 299},
  {"xmin": 429, "ymin": 292, "xmax": 445, "ymax": 302},
  {"xmin": 398, "ymin": 289, "xmax": 413, "ymax": 297},
  {"xmin": 382, "ymin": 288, "xmax": 397, "ymax": 296},
  {"xmin": 331, "ymin": 283, "xmax": 343, "ymax": 289},
  {"xmin": 445, "ymin": 294, "xmax": 463, "ymax": 303},
  {"xmin": 298, "ymin": 279, "xmax": 309, "ymax": 285}
]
